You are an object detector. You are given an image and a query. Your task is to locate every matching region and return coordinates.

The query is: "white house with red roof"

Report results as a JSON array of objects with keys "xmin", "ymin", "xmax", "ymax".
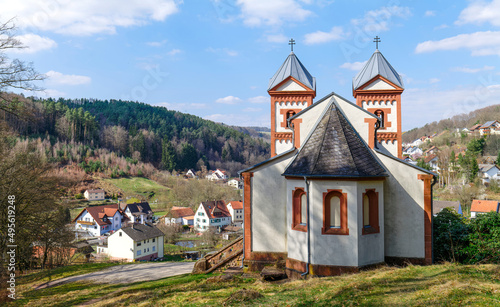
[
  {"xmin": 84, "ymin": 189, "xmax": 105, "ymax": 201},
  {"xmin": 194, "ymin": 200, "xmax": 231, "ymax": 231},
  {"xmin": 205, "ymin": 169, "xmax": 229, "ymax": 181},
  {"xmin": 164, "ymin": 206, "xmax": 195, "ymax": 226},
  {"xmin": 227, "ymin": 201, "xmax": 243, "ymax": 225},
  {"xmin": 72, "ymin": 204, "xmax": 125, "ymax": 237},
  {"xmin": 470, "ymin": 200, "xmax": 500, "ymax": 218}
]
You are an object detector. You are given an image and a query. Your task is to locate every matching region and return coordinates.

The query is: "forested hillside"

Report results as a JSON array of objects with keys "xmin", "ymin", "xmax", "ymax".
[
  {"xmin": 403, "ymin": 104, "xmax": 500, "ymax": 142},
  {"xmin": 5, "ymin": 95, "xmax": 270, "ymax": 176}
]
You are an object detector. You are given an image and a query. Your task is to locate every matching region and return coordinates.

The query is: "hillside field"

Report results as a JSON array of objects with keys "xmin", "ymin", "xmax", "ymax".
[{"xmin": 7, "ymin": 263, "xmax": 500, "ymax": 306}]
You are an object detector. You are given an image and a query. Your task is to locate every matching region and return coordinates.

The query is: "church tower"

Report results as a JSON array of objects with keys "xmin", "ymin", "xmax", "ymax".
[
  {"xmin": 268, "ymin": 41, "xmax": 316, "ymax": 157},
  {"xmin": 353, "ymin": 39, "xmax": 404, "ymax": 158}
]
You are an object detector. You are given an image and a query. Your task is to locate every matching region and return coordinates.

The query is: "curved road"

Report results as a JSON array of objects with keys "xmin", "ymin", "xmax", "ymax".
[{"xmin": 36, "ymin": 262, "xmax": 195, "ymax": 289}]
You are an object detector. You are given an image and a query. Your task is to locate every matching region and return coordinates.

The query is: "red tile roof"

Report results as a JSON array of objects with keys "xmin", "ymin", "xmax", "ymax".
[
  {"xmin": 170, "ymin": 206, "xmax": 195, "ymax": 218},
  {"xmin": 72, "ymin": 204, "xmax": 123, "ymax": 226},
  {"xmin": 200, "ymin": 200, "xmax": 230, "ymax": 219},
  {"xmin": 471, "ymin": 200, "xmax": 499, "ymax": 213},
  {"xmin": 424, "ymin": 154, "xmax": 437, "ymax": 163},
  {"xmin": 228, "ymin": 201, "xmax": 243, "ymax": 210}
]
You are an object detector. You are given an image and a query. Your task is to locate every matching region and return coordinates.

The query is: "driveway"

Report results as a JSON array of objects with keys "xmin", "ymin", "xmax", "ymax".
[{"xmin": 36, "ymin": 262, "xmax": 195, "ymax": 289}]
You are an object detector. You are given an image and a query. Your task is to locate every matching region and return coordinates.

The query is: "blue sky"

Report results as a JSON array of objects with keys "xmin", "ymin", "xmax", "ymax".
[{"xmin": 4, "ymin": 0, "xmax": 500, "ymax": 131}]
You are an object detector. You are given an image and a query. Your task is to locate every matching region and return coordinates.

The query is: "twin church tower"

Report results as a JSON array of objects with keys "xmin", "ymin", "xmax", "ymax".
[{"xmin": 268, "ymin": 38, "xmax": 404, "ymax": 159}]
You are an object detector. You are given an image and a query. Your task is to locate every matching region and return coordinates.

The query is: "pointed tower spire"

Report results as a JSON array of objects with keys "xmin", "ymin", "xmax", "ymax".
[
  {"xmin": 353, "ymin": 45, "xmax": 404, "ymax": 158},
  {"xmin": 268, "ymin": 43, "xmax": 316, "ymax": 157}
]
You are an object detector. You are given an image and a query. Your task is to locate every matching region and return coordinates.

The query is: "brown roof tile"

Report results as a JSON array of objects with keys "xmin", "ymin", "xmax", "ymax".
[{"xmin": 170, "ymin": 206, "xmax": 195, "ymax": 218}]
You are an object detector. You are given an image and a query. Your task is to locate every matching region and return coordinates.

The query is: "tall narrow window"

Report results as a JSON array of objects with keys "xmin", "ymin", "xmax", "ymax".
[
  {"xmin": 292, "ymin": 187, "xmax": 307, "ymax": 232},
  {"xmin": 362, "ymin": 189, "xmax": 380, "ymax": 235},
  {"xmin": 375, "ymin": 110, "xmax": 384, "ymax": 127},
  {"xmin": 322, "ymin": 190, "xmax": 348, "ymax": 235},
  {"xmin": 286, "ymin": 110, "xmax": 296, "ymax": 127}
]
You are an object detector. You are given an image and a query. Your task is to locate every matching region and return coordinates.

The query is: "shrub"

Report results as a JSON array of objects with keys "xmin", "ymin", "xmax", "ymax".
[
  {"xmin": 75, "ymin": 193, "xmax": 84, "ymax": 199},
  {"xmin": 433, "ymin": 208, "xmax": 469, "ymax": 263},
  {"xmin": 462, "ymin": 212, "xmax": 500, "ymax": 264}
]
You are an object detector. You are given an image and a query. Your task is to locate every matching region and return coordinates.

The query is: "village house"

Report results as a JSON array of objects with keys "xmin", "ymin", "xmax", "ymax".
[
  {"xmin": 423, "ymin": 146, "xmax": 439, "ymax": 157},
  {"xmin": 478, "ymin": 164, "xmax": 500, "ymax": 185},
  {"xmin": 84, "ymin": 189, "xmax": 105, "ymax": 201},
  {"xmin": 239, "ymin": 45, "xmax": 436, "ymax": 277},
  {"xmin": 227, "ymin": 178, "xmax": 242, "ymax": 189},
  {"xmin": 185, "ymin": 169, "xmax": 197, "ymax": 179},
  {"xmin": 120, "ymin": 202, "xmax": 154, "ymax": 225},
  {"xmin": 163, "ymin": 206, "xmax": 195, "ymax": 226},
  {"xmin": 479, "ymin": 120, "xmax": 500, "ymax": 136},
  {"xmin": 72, "ymin": 204, "xmax": 125, "ymax": 237},
  {"xmin": 433, "ymin": 200, "xmax": 462, "ymax": 216},
  {"xmin": 469, "ymin": 124, "xmax": 482, "ymax": 135},
  {"xmin": 104, "ymin": 223, "xmax": 165, "ymax": 261},
  {"xmin": 424, "ymin": 154, "xmax": 439, "ymax": 173},
  {"xmin": 470, "ymin": 200, "xmax": 500, "ymax": 218},
  {"xmin": 205, "ymin": 169, "xmax": 229, "ymax": 181},
  {"xmin": 194, "ymin": 200, "xmax": 231, "ymax": 231},
  {"xmin": 226, "ymin": 201, "xmax": 243, "ymax": 225}
]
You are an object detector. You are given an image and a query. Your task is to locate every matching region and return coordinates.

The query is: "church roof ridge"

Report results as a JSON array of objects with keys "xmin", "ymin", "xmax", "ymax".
[
  {"xmin": 268, "ymin": 52, "xmax": 316, "ymax": 91},
  {"xmin": 352, "ymin": 49, "xmax": 404, "ymax": 90}
]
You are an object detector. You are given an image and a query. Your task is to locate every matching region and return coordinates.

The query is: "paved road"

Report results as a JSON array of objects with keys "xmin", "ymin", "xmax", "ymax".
[{"xmin": 36, "ymin": 262, "xmax": 195, "ymax": 289}]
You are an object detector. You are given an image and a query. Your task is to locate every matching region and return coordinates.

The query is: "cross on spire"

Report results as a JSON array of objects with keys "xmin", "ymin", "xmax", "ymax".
[
  {"xmin": 289, "ymin": 38, "xmax": 295, "ymax": 52},
  {"xmin": 373, "ymin": 36, "xmax": 381, "ymax": 50}
]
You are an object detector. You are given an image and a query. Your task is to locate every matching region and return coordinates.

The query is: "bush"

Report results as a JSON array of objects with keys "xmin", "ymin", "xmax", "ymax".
[
  {"xmin": 75, "ymin": 193, "xmax": 84, "ymax": 199},
  {"xmin": 462, "ymin": 212, "xmax": 500, "ymax": 264},
  {"xmin": 433, "ymin": 208, "xmax": 469, "ymax": 263}
]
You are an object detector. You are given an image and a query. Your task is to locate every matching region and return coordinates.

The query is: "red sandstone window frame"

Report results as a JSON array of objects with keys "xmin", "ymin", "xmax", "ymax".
[
  {"xmin": 362, "ymin": 189, "xmax": 380, "ymax": 235},
  {"xmin": 322, "ymin": 189, "xmax": 349, "ymax": 235},
  {"xmin": 292, "ymin": 187, "xmax": 307, "ymax": 232}
]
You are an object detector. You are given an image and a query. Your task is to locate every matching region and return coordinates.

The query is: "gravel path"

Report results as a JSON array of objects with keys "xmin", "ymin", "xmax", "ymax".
[{"xmin": 35, "ymin": 262, "xmax": 195, "ymax": 289}]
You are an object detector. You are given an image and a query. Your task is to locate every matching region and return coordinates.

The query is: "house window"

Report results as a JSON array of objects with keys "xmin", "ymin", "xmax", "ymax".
[
  {"xmin": 137, "ymin": 242, "xmax": 141, "ymax": 246},
  {"xmin": 153, "ymin": 238, "xmax": 155, "ymax": 242},
  {"xmin": 286, "ymin": 110, "xmax": 296, "ymax": 127},
  {"xmin": 153, "ymin": 246, "xmax": 155, "ymax": 252},
  {"xmin": 322, "ymin": 190, "xmax": 349, "ymax": 235},
  {"xmin": 119, "ymin": 232, "xmax": 122, "ymax": 237},
  {"xmin": 362, "ymin": 189, "xmax": 380, "ymax": 235},
  {"xmin": 144, "ymin": 248, "xmax": 146, "ymax": 253},
  {"xmin": 137, "ymin": 250, "xmax": 141, "ymax": 256},
  {"xmin": 292, "ymin": 187, "xmax": 307, "ymax": 232}
]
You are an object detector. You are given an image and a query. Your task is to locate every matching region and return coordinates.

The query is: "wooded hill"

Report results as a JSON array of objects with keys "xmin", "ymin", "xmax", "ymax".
[
  {"xmin": 403, "ymin": 104, "xmax": 500, "ymax": 143},
  {"xmin": 5, "ymin": 95, "xmax": 270, "ymax": 177}
]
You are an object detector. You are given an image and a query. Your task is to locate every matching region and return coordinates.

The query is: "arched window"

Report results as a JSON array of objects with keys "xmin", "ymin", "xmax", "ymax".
[
  {"xmin": 322, "ymin": 190, "xmax": 348, "ymax": 235},
  {"xmin": 374, "ymin": 110, "xmax": 384, "ymax": 127},
  {"xmin": 286, "ymin": 110, "xmax": 296, "ymax": 127},
  {"xmin": 362, "ymin": 189, "xmax": 380, "ymax": 235},
  {"xmin": 292, "ymin": 187, "xmax": 307, "ymax": 232}
]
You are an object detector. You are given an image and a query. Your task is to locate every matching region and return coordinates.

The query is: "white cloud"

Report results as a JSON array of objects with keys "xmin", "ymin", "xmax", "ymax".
[
  {"xmin": 147, "ymin": 40, "xmax": 167, "ymax": 47},
  {"xmin": 457, "ymin": 0, "xmax": 500, "ymax": 26},
  {"xmin": 216, "ymin": 96, "xmax": 242, "ymax": 104},
  {"xmin": 4, "ymin": 0, "xmax": 180, "ymax": 36},
  {"xmin": 266, "ymin": 34, "xmax": 288, "ymax": 43},
  {"xmin": 236, "ymin": 0, "xmax": 312, "ymax": 27},
  {"xmin": 340, "ymin": 61, "xmax": 367, "ymax": 71},
  {"xmin": 434, "ymin": 24, "xmax": 449, "ymax": 30},
  {"xmin": 248, "ymin": 96, "xmax": 268, "ymax": 104},
  {"xmin": 424, "ymin": 10, "xmax": 436, "ymax": 17},
  {"xmin": 243, "ymin": 107, "xmax": 262, "ymax": 112},
  {"xmin": 415, "ymin": 31, "xmax": 500, "ymax": 56},
  {"xmin": 8, "ymin": 34, "xmax": 57, "ymax": 53},
  {"xmin": 429, "ymin": 78, "xmax": 440, "ymax": 84},
  {"xmin": 403, "ymin": 83, "xmax": 500, "ymax": 130},
  {"xmin": 206, "ymin": 47, "xmax": 238, "ymax": 57},
  {"xmin": 167, "ymin": 49, "xmax": 181, "ymax": 56},
  {"xmin": 304, "ymin": 26, "xmax": 344, "ymax": 45},
  {"xmin": 45, "ymin": 71, "xmax": 91, "ymax": 85},
  {"xmin": 452, "ymin": 66, "xmax": 495, "ymax": 73},
  {"xmin": 351, "ymin": 6, "xmax": 411, "ymax": 34}
]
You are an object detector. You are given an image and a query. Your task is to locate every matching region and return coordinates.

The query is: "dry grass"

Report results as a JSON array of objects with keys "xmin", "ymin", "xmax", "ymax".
[{"xmin": 8, "ymin": 263, "xmax": 500, "ymax": 306}]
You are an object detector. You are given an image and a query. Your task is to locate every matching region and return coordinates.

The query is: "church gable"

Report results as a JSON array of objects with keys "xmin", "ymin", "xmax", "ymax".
[
  {"xmin": 360, "ymin": 78, "xmax": 396, "ymax": 91},
  {"xmin": 275, "ymin": 78, "xmax": 309, "ymax": 91}
]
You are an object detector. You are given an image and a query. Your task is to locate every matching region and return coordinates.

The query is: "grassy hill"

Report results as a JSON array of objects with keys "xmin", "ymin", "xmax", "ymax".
[{"xmin": 8, "ymin": 263, "xmax": 500, "ymax": 306}]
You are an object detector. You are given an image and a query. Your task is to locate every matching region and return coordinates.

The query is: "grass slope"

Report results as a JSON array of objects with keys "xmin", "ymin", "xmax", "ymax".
[
  {"xmin": 103, "ymin": 177, "xmax": 170, "ymax": 208},
  {"xmin": 10, "ymin": 263, "xmax": 500, "ymax": 306}
]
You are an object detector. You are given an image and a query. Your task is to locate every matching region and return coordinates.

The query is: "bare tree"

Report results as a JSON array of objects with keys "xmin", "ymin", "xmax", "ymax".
[{"xmin": 0, "ymin": 19, "xmax": 46, "ymax": 118}]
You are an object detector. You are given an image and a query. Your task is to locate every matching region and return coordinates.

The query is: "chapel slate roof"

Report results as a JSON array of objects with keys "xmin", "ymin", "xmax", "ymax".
[
  {"xmin": 283, "ymin": 105, "xmax": 387, "ymax": 178},
  {"xmin": 120, "ymin": 223, "xmax": 164, "ymax": 242},
  {"xmin": 268, "ymin": 52, "xmax": 316, "ymax": 91},
  {"xmin": 353, "ymin": 49, "xmax": 404, "ymax": 90}
]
